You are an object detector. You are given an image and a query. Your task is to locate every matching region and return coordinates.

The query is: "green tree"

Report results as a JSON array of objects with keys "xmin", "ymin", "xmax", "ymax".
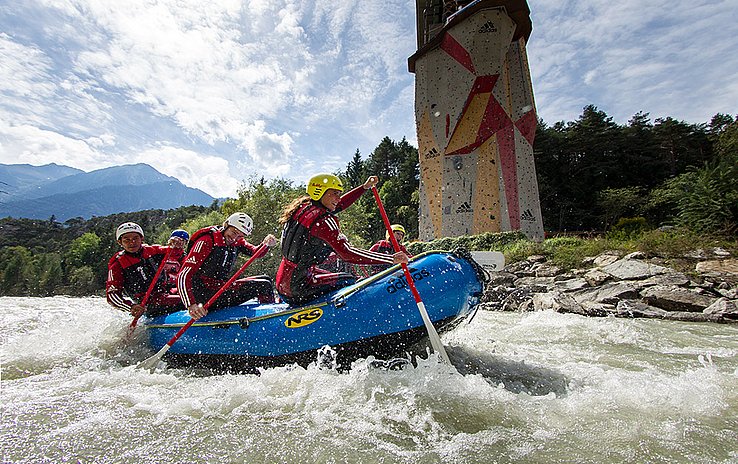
[
  {"xmin": 66, "ymin": 232, "xmax": 102, "ymax": 268},
  {"xmin": 32, "ymin": 253, "xmax": 63, "ymax": 296},
  {"xmin": 0, "ymin": 246, "xmax": 34, "ymax": 296},
  {"xmin": 66, "ymin": 266, "xmax": 99, "ymax": 296}
]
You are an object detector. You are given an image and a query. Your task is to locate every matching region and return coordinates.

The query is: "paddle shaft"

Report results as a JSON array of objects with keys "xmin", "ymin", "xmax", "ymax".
[
  {"xmin": 130, "ymin": 247, "xmax": 174, "ymax": 329},
  {"xmin": 371, "ymin": 187, "xmax": 451, "ymax": 364}
]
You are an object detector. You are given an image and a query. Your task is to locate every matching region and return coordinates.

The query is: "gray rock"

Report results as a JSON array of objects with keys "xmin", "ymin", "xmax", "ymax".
[
  {"xmin": 593, "ymin": 253, "xmax": 620, "ymax": 267},
  {"xmin": 661, "ymin": 312, "xmax": 723, "ymax": 323},
  {"xmin": 703, "ymin": 298, "xmax": 738, "ymax": 319},
  {"xmin": 534, "ymin": 263, "xmax": 563, "ymax": 277},
  {"xmin": 532, "ymin": 291, "xmax": 582, "ymax": 313},
  {"xmin": 584, "ymin": 268, "xmax": 610, "ymax": 286},
  {"xmin": 487, "ymin": 271, "xmax": 517, "ymax": 287},
  {"xmin": 641, "ymin": 285, "xmax": 718, "ymax": 312},
  {"xmin": 623, "ymin": 251, "xmax": 646, "ymax": 260},
  {"xmin": 513, "ymin": 276, "xmax": 554, "ymax": 291},
  {"xmin": 572, "ymin": 282, "xmax": 640, "ymax": 305},
  {"xmin": 615, "ymin": 300, "xmax": 669, "ymax": 319},
  {"xmin": 554, "ymin": 278, "xmax": 590, "ymax": 292},
  {"xmin": 695, "ymin": 259, "xmax": 738, "ymax": 275},
  {"xmin": 502, "ymin": 287, "xmax": 535, "ymax": 312},
  {"xmin": 634, "ymin": 272, "xmax": 691, "ymax": 289},
  {"xmin": 601, "ymin": 259, "xmax": 672, "ymax": 280}
]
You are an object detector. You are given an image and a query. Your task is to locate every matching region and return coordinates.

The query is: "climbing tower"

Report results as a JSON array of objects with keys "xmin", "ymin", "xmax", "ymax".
[{"xmin": 410, "ymin": 0, "xmax": 544, "ymax": 241}]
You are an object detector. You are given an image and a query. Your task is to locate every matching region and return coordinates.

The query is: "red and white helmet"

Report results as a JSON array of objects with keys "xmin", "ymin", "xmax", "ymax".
[
  {"xmin": 224, "ymin": 212, "xmax": 253, "ymax": 235},
  {"xmin": 116, "ymin": 222, "xmax": 144, "ymax": 240}
]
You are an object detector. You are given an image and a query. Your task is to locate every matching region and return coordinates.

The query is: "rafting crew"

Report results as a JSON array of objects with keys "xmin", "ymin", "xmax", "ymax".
[
  {"xmin": 178, "ymin": 212, "xmax": 278, "ymax": 320},
  {"xmin": 275, "ymin": 174, "xmax": 409, "ymax": 305},
  {"xmin": 106, "ymin": 222, "xmax": 188, "ymax": 318}
]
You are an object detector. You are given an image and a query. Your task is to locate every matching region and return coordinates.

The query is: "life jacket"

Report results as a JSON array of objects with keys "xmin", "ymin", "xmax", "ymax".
[
  {"xmin": 162, "ymin": 247, "xmax": 185, "ymax": 289},
  {"xmin": 188, "ymin": 226, "xmax": 242, "ymax": 280},
  {"xmin": 280, "ymin": 201, "xmax": 334, "ymax": 269},
  {"xmin": 372, "ymin": 240, "xmax": 394, "ymax": 255},
  {"xmin": 112, "ymin": 246, "xmax": 166, "ymax": 296}
]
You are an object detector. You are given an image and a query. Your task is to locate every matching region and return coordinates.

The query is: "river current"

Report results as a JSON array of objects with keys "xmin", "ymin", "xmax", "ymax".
[{"xmin": 1, "ymin": 296, "xmax": 737, "ymax": 463}]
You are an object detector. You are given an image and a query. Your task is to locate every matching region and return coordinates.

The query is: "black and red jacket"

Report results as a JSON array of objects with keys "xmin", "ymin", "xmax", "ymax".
[
  {"xmin": 177, "ymin": 226, "xmax": 266, "ymax": 307},
  {"xmin": 369, "ymin": 239, "xmax": 410, "ymax": 256},
  {"xmin": 106, "ymin": 244, "xmax": 171, "ymax": 311},
  {"xmin": 275, "ymin": 185, "xmax": 394, "ymax": 300}
]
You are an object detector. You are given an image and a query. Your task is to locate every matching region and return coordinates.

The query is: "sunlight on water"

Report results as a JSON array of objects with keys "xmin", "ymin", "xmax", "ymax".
[{"xmin": 1, "ymin": 297, "xmax": 737, "ymax": 463}]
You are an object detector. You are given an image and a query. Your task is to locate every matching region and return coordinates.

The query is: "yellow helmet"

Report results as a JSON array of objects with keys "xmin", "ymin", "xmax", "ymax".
[
  {"xmin": 386, "ymin": 224, "xmax": 406, "ymax": 240},
  {"xmin": 306, "ymin": 173, "xmax": 343, "ymax": 201}
]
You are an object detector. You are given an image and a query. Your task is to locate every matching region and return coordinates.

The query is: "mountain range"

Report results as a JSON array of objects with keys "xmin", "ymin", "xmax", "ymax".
[{"xmin": 0, "ymin": 163, "xmax": 215, "ymax": 221}]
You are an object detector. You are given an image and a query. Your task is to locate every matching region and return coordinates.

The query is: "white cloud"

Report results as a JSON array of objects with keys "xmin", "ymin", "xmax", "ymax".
[
  {"xmin": 528, "ymin": 0, "xmax": 738, "ymax": 124},
  {"xmin": 134, "ymin": 145, "xmax": 241, "ymax": 198}
]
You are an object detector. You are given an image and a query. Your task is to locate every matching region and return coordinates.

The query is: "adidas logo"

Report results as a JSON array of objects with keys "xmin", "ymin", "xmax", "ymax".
[
  {"xmin": 479, "ymin": 21, "xmax": 497, "ymax": 33},
  {"xmin": 186, "ymin": 256, "xmax": 198, "ymax": 264},
  {"xmin": 425, "ymin": 147, "xmax": 440, "ymax": 159},
  {"xmin": 521, "ymin": 209, "xmax": 535, "ymax": 222},
  {"xmin": 456, "ymin": 202, "xmax": 473, "ymax": 213}
]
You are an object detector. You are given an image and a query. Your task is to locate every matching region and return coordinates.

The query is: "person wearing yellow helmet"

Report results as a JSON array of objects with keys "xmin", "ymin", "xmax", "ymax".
[
  {"xmin": 368, "ymin": 224, "xmax": 412, "ymax": 274},
  {"xmin": 276, "ymin": 174, "xmax": 409, "ymax": 305}
]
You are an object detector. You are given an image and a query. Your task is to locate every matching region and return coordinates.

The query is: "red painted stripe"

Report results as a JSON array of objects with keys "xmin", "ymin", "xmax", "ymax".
[
  {"xmin": 440, "ymin": 33, "xmax": 475, "ymax": 74},
  {"xmin": 497, "ymin": 124, "xmax": 520, "ymax": 229},
  {"xmin": 478, "ymin": 95, "xmax": 512, "ymax": 143},
  {"xmin": 515, "ymin": 109, "xmax": 537, "ymax": 146}
]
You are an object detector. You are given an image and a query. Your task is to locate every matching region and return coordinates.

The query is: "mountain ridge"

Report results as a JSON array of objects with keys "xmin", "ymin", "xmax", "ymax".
[{"xmin": 0, "ymin": 163, "xmax": 215, "ymax": 221}]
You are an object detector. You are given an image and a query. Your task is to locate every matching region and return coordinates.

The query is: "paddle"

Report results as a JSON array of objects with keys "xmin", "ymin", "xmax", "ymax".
[
  {"xmin": 137, "ymin": 243, "xmax": 266, "ymax": 372},
  {"xmin": 371, "ymin": 186, "xmax": 451, "ymax": 364},
  {"xmin": 129, "ymin": 247, "xmax": 174, "ymax": 331}
]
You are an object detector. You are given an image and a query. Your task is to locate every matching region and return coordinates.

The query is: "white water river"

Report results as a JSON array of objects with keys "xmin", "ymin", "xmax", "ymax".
[{"xmin": 1, "ymin": 296, "xmax": 737, "ymax": 463}]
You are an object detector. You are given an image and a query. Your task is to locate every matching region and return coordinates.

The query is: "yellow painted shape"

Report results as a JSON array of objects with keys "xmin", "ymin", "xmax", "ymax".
[
  {"xmin": 284, "ymin": 307, "xmax": 323, "ymax": 328},
  {"xmin": 446, "ymin": 91, "xmax": 490, "ymax": 154},
  {"xmin": 473, "ymin": 135, "xmax": 501, "ymax": 233},
  {"xmin": 417, "ymin": 109, "xmax": 443, "ymax": 237}
]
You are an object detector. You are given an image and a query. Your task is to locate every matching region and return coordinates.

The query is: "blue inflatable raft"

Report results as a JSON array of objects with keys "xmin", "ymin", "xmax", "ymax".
[{"xmin": 144, "ymin": 250, "xmax": 486, "ymax": 372}]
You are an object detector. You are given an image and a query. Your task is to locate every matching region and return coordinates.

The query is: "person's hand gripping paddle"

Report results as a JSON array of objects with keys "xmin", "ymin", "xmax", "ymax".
[{"xmin": 126, "ymin": 247, "xmax": 173, "ymax": 337}]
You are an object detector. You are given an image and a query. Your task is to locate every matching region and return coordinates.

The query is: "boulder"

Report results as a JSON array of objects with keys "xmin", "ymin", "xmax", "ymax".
[
  {"xmin": 601, "ymin": 259, "xmax": 672, "ymax": 280},
  {"xmin": 703, "ymin": 298, "xmax": 738, "ymax": 319},
  {"xmin": 640, "ymin": 285, "xmax": 717, "ymax": 312},
  {"xmin": 572, "ymin": 282, "xmax": 639, "ymax": 305}
]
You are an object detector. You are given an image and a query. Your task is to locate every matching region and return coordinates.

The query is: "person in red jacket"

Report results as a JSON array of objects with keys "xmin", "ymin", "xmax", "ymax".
[
  {"xmin": 178, "ymin": 212, "xmax": 277, "ymax": 320},
  {"xmin": 276, "ymin": 173, "xmax": 409, "ymax": 305},
  {"xmin": 368, "ymin": 224, "xmax": 412, "ymax": 274},
  {"xmin": 161, "ymin": 229, "xmax": 189, "ymax": 293},
  {"xmin": 106, "ymin": 222, "xmax": 186, "ymax": 318}
]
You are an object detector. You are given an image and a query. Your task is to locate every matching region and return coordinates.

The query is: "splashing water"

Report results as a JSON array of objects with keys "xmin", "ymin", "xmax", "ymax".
[{"xmin": 1, "ymin": 296, "xmax": 737, "ymax": 463}]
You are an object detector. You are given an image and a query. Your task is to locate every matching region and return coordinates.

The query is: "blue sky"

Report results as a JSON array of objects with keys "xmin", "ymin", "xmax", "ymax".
[{"xmin": 1, "ymin": 0, "xmax": 736, "ymax": 198}]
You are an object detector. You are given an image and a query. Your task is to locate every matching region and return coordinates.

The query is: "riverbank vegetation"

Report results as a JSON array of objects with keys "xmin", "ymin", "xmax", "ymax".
[{"xmin": 1, "ymin": 108, "xmax": 735, "ymax": 296}]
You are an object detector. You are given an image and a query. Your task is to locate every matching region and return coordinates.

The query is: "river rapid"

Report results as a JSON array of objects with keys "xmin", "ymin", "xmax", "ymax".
[{"xmin": 1, "ymin": 296, "xmax": 737, "ymax": 463}]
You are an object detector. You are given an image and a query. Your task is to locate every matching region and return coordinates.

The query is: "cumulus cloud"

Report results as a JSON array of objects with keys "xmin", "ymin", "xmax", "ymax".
[{"xmin": 528, "ymin": 0, "xmax": 738, "ymax": 124}]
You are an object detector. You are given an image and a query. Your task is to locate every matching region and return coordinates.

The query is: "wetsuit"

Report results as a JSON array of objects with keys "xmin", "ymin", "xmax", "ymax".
[
  {"xmin": 177, "ymin": 226, "xmax": 274, "ymax": 311},
  {"xmin": 276, "ymin": 185, "xmax": 394, "ymax": 305},
  {"xmin": 106, "ymin": 245, "xmax": 183, "ymax": 316}
]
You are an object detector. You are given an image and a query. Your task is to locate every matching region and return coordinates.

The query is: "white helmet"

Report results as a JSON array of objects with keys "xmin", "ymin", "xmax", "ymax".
[
  {"xmin": 224, "ymin": 212, "xmax": 253, "ymax": 235},
  {"xmin": 116, "ymin": 222, "xmax": 144, "ymax": 240}
]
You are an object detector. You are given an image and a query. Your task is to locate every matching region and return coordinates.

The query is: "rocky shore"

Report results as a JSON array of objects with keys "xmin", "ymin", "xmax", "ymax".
[{"xmin": 481, "ymin": 248, "xmax": 738, "ymax": 323}]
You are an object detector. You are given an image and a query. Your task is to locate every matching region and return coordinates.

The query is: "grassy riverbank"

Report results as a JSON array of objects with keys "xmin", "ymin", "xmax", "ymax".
[{"xmin": 407, "ymin": 227, "xmax": 738, "ymax": 275}]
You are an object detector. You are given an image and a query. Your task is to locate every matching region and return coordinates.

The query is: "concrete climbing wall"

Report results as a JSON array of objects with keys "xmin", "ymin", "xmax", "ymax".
[{"xmin": 411, "ymin": 2, "xmax": 544, "ymax": 241}]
